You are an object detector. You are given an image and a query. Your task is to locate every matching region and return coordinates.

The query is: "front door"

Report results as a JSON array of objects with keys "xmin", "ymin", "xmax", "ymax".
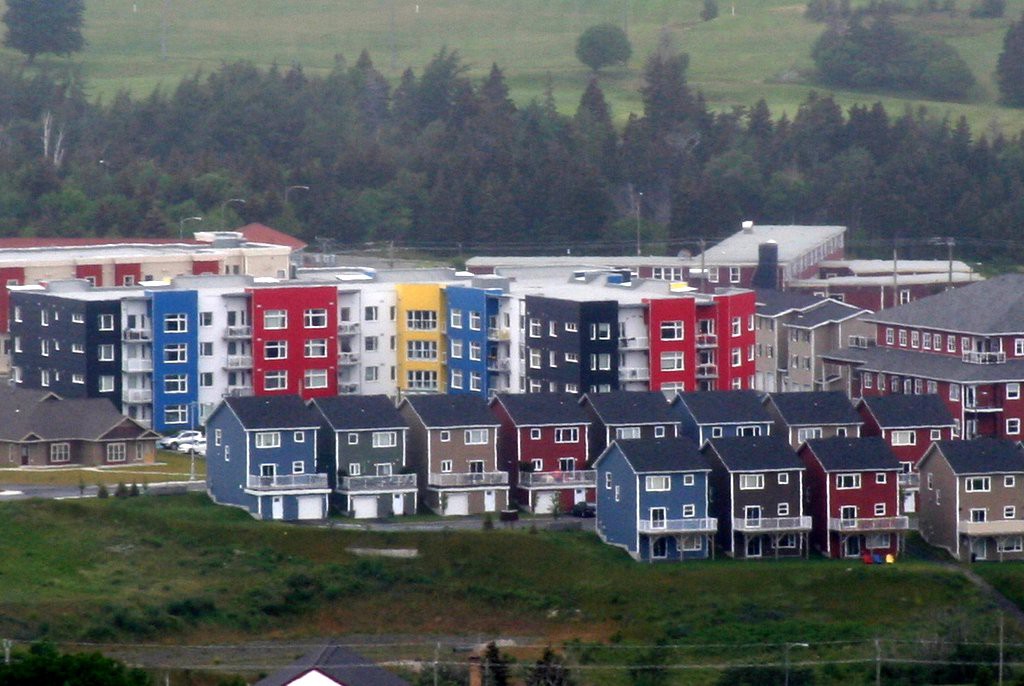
[
  {"xmin": 484, "ymin": 489, "xmax": 496, "ymax": 512},
  {"xmin": 573, "ymin": 488, "xmax": 586, "ymax": 504},
  {"xmin": 845, "ymin": 535, "xmax": 861, "ymax": 557},
  {"xmin": 746, "ymin": 536, "xmax": 763, "ymax": 558},
  {"xmin": 392, "ymin": 492, "xmax": 404, "ymax": 516},
  {"xmin": 971, "ymin": 537, "xmax": 988, "ymax": 561},
  {"xmin": 271, "ymin": 496, "xmax": 283, "ymax": 520}
]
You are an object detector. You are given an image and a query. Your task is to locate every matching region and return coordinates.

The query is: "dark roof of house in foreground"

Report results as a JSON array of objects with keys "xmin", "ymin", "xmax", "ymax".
[
  {"xmin": 492, "ymin": 393, "xmax": 591, "ymax": 426},
  {"xmin": 931, "ymin": 439, "xmax": 1024, "ymax": 475},
  {"xmin": 254, "ymin": 645, "xmax": 412, "ymax": 686},
  {"xmin": 313, "ymin": 395, "xmax": 407, "ymax": 431},
  {"xmin": 786, "ymin": 300, "xmax": 867, "ymax": 329},
  {"xmin": 867, "ymin": 274, "xmax": 1024, "ymax": 334},
  {"xmin": 0, "ymin": 386, "xmax": 149, "ymax": 442},
  {"xmin": 704, "ymin": 435, "xmax": 803, "ymax": 471},
  {"xmin": 755, "ymin": 289, "xmax": 824, "ymax": 317},
  {"xmin": 610, "ymin": 437, "xmax": 709, "ymax": 473},
  {"xmin": 581, "ymin": 391, "xmax": 677, "ymax": 425},
  {"xmin": 804, "ymin": 436, "xmax": 900, "ymax": 471},
  {"xmin": 767, "ymin": 391, "xmax": 861, "ymax": 426},
  {"xmin": 224, "ymin": 395, "xmax": 319, "ymax": 429},
  {"xmin": 672, "ymin": 390, "xmax": 771, "ymax": 425},
  {"xmin": 401, "ymin": 394, "xmax": 499, "ymax": 428},
  {"xmin": 858, "ymin": 394, "xmax": 955, "ymax": 429}
]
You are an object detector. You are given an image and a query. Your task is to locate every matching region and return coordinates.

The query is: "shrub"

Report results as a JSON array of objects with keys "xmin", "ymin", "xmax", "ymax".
[
  {"xmin": 96, "ymin": 484, "xmax": 109, "ymax": 499},
  {"xmin": 114, "ymin": 482, "xmax": 129, "ymax": 498}
]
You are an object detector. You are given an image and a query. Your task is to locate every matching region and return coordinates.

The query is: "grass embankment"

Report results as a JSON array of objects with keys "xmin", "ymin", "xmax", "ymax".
[
  {"xmin": 0, "ymin": 451, "xmax": 204, "ymax": 487},
  {"xmin": 2, "ymin": 0, "xmax": 1024, "ymax": 133}
]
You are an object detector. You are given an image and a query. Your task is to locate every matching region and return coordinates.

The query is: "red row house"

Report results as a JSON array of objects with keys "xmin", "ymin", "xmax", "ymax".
[
  {"xmin": 823, "ymin": 275, "xmax": 1024, "ymax": 441},
  {"xmin": 250, "ymin": 285, "xmax": 338, "ymax": 400}
]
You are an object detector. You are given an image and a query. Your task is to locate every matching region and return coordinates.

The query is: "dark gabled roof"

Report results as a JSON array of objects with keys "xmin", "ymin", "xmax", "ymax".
[
  {"xmin": 401, "ymin": 394, "xmax": 499, "ymax": 428},
  {"xmin": 867, "ymin": 274, "xmax": 1022, "ymax": 334},
  {"xmin": 804, "ymin": 436, "xmax": 900, "ymax": 471},
  {"xmin": 931, "ymin": 439, "xmax": 1024, "ymax": 475},
  {"xmin": 0, "ymin": 386, "xmax": 149, "ymax": 442},
  {"xmin": 767, "ymin": 391, "xmax": 861, "ymax": 427},
  {"xmin": 491, "ymin": 393, "xmax": 590, "ymax": 426},
  {"xmin": 612, "ymin": 437, "xmax": 709, "ymax": 473},
  {"xmin": 703, "ymin": 435, "xmax": 803, "ymax": 471},
  {"xmin": 755, "ymin": 289, "xmax": 824, "ymax": 317},
  {"xmin": 786, "ymin": 300, "xmax": 867, "ymax": 329},
  {"xmin": 858, "ymin": 394, "xmax": 955, "ymax": 429},
  {"xmin": 672, "ymin": 390, "xmax": 771, "ymax": 425},
  {"xmin": 581, "ymin": 391, "xmax": 677, "ymax": 425},
  {"xmin": 313, "ymin": 395, "xmax": 407, "ymax": 431},
  {"xmin": 823, "ymin": 344, "xmax": 1024, "ymax": 384},
  {"xmin": 225, "ymin": 395, "xmax": 319, "ymax": 430},
  {"xmin": 254, "ymin": 645, "xmax": 412, "ymax": 686}
]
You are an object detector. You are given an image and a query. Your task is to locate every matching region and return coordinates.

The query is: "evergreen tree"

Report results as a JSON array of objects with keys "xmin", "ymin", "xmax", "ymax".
[
  {"xmin": 701, "ymin": 0, "xmax": 720, "ymax": 21},
  {"xmin": 0, "ymin": 642, "xmax": 150, "ymax": 685},
  {"xmin": 574, "ymin": 79, "xmax": 619, "ymax": 180},
  {"xmin": 997, "ymin": 14, "xmax": 1024, "ymax": 107},
  {"xmin": 2, "ymin": 0, "xmax": 85, "ymax": 63},
  {"xmin": 526, "ymin": 648, "xmax": 575, "ymax": 686}
]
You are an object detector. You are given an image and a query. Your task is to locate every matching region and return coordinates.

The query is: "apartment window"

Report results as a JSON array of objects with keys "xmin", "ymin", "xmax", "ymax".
[
  {"xmin": 529, "ymin": 428, "xmax": 542, "ymax": 440},
  {"xmin": 465, "ymin": 429, "xmax": 489, "ymax": 445},
  {"xmin": 164, "ymin": 405, "xmax": 187, "ymax": 424},
  {"xmin": 72, "ymin": 373, "xmax": 84, "ymax": 384},
  {"xmin": 406, "ymin": 310, "xmax": 437, "ymax": 330},
  {"xmin": 875, "ymin": 472, "xmax": 887, "ymax": 484},
  {"xmin": 70, "ymin": 312, "xmax": 83, "ymax": 324},
  {"xmin": 899, "ymin": 289, "xmax": 911, "ymax": 304},
  {"xmin": 291, "ymin": 460, "xmax": 306, "ymax": 474},
  {"xmin": 566, "ymin": 383, "xmax": 578, "ymax": 393},
  {"xmin": 565, "ymin": 322, "xmax": 578, "ymax": 333},
  {"xmin": 98, "ymin": 313, "xmax": 114, "ymax": 331},
  {"xmin": 406, "ymin": 370, "xmax": 438, "ymax": 391},
  {"xmin": 926, "ymin": 380, "xmax": 937, "ymax": 394},
  {"xmin": 164, "ymin": 344, "xmax": 187, "ymax": 363},
  {"xmin": 107, "ymin": 443, "xmax": 127, "ymax": 463},
  {"xmin": 934, "ymin": 334, "xmax": 942, "ymax": 350},
  {"xmin": 450, "ymin": 310, "xmax": 463, "ymax": 328},
  {"xmin": 164, "ymin": 313, "xmax": 188, "ymax": 333},
  {"xmin": 365, "ymin": 367, "xmax": 378, "ymax": 382},
  {"xmin": 348, "ymin": 462, "xmax": 362, "ymax": 476},
  {"xmin": 923, "ymin": 332, "xmax": 932, "ymax": 349},
  {"xmin": 450, "ymin": 369, "xmax": 463, "ymax": 389},
  {"xmin": 264, "ymin": 309, "xmax": 287, "ymax": 329},
  {"xmin": 898, "ymin": 330, "xmax": 907, "ymax": 347},
  {"xmin": 304, "ymin": 369, "xmax": 328, "ymax": 389},
  {"xmin": 469, "ymin": 372, "xmax": 481, "ymax": 391},
  {"xmin": 439, "ymin": 430, "xmax": 451, "ymax": 442},
  {"xmin": 863, "ymin": 373, "xmax": 873, "ymax": 389},
  {"xmin": 655, "ymin": 425, "xmax": 666, "ymax": 438},
  {"xmin": 660, "ymin": 321, "xmax": 684, "ymax": 341},
  {"xmin": 97, "ymin": 344, "xmax": 115, "ymax": 362},
  {"xmin": 451, "ymin": 340, "xmax": 463, "ymax": 358},
  {"xmin": 372, "ymin": 431, "xmax": 397, "ymax": 448},
  {"xmin": 50, "ymin": 443, "xmax": 70, "ymax": 463},
  {"xmin": 1008, "ymin": 418, "xmax": 1023, "ymax": 435},
  {"xmin": 796, "ymin": 428, "xmax": 821, "ymax": 444},
  {"xmin": 264, "ymin": 370, "xmax": 288, "ymax": 391},
  {"xmin": 708, "ymin": 267, "xmax": 719, "ymax": 283},
  {"xmin": 408, "ymin": 340, "xmax": 438, "ymax": 360},
  {"xmin": 948, "ymin": 336, "xmax": 957, "ymax": 353},
  {"xmin": 950, "ymin": 384, "xmax": 961, "ymax": 402},
  {"xmin": 590, "ymin": 353, "xmax": 611, "ymax": 371},
  {"xmin": 778, "ymin": 472, "xmax": 789, "ymax": 485},
  {"xmin": 364, "ymin": 306, "xmax": 378, "ymax": 321},
  {"xmin": 731, "ymin": 317, "xmax": 741, "ymax": 336},
  {"xmin": 874, "ymin": 503, "xmax": 887, "ymax": 516},
  {"xmin": 555, "ymin": 427, "xmax": 579, "ymax": 443},
  {"xmin": 682, "ymin": 503, "xmax": 696, "ymax": 517},
  {"xmin": 347, "ymin": 433, "xmax": 359, "ymax": 445},
  {"xmin": 711, "ymin": 427, "xmax": 723, "ymax": 438},
  {"xmin": 304, "ymin": 308, "xmax": 328, "ymax": 328},
  {"xmin": 365, "ymin": 336, "xmax": 379, "ymax": 352},
  {"xmin": 200, "ymin": 342, "xmax": 214, "ymax": 357},
  {"xmin": 739, "ymin": 474, "xmax": 764, "ymax": 490},
  {"xmin": 1005, "ymin": 506, "xmax": 1017, "ymax": 519},
  {"xmin": 469, "ymin": 342, "xmax": 481, "ymax": 361},
  {"xmin": 440, "ymin": 459, "xmax": 453, "ymax": 473},
  {"xmin": 1009, "ymin": 383, "xmax": 1021, "ymax": 400},
  {"xmin": 200, "ymin": 372, "xmax": 214, "ymax": 388},
  {"xmin": 729, "ymin": 266, "xmax": 741, "ymax": 283},
  {"xmin": 998, "ymin": 537, "xmax": 1023, "ymax": 553},
  {"xmin": 965, "ymin": 476, "xmax": 991, "ymax": 492},
  {"xmin": 885, "ymin": 328, "xmax": 894, "ymax": 345},
  {"xmin": 911, "ymin": 331, "xmax": 920, "ymax": 348},
  {"xmin": 98, "ymin": 375, "xmax": 114, "ymax": 393},
  {"xmin": 731, "ymin": 348, "xmax": 742, "ymax": 367},
  {"xmin": 255, "ymin": 432, "xmax": 281, "ymax": 448},
  {"xmin": 305, "ymin": 339, "xmax": 328, "ymax": 358},
  {"xmin": 469, "ymin": 312, "xmax": 481, "ymax": 330},
  {"xmin": 891, "ymin": 430, "xmax": 916, "ymax": 446},
  {"xmin": 164, "ymin": 374, "xmax": 187, "ymax": 394},
  {"xmin": 615, "ymin": 427, "xmax": 641, "ymax": 440},
  {"xmin": 1006, "ymin": 476, "xmax": 1016, "ymax": 488},
  {"xmin": 970, "ymin": 508, "xmax": 987, "ymax": 523},
  {"xmin": 930, "ymin": 429, "xmax": 942, "ymax": 440},
  {"xmin": 646, "ymin": 476, "xmax": 670, "ymax": 491},
  {"xmin": 1017, "ymin": 339, "xmax": 1024, "ymax": 356},
  {"xmin": 590, "ymin": 323, "xmax": 611, "ymax": 340},
  {"xmin": 660, "ymin": 351, "xmax": 684, "ymax": 372},
  {"xmin": 527, "ymin": 349, "xmax": 541, "ymax": 370},
  {"xmin": 836, "ymin": 473, "xmax": 861, "ymax": 489},
  {"xmin": 565, "ymin": 352, "xmax": 579, "ymax": 364},
  {"xmin": 778, "ymin": 502, "xmax": 790, "ymax": 516},
  {"xmin": 264, "ymin": 340, "xmax": 288, "ymax": 359}
]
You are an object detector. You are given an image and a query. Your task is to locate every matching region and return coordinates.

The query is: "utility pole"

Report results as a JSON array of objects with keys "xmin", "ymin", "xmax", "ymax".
[{"xmin": 875, "ymin": 638, "xmax": 881, "ymax": 686}]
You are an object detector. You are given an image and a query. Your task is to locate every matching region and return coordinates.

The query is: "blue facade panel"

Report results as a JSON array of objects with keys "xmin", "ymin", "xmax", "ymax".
[
  {"xmin": 150, "ymin": 290, "xmax": 199, "ymax": 433},
  {"xmin": 445, "ymin": 286, "xmax": 500, "ymax": 397},
  {"xmin": 247, "ymin": 426, "xmax": 319, "ymax": 480},
  {"xmin": 205, "ymin": 405, "xmax": 256, "ymax": 512},
  {"xmin": 595, "ymin": 446, "xmax": 640, "ymax": 554}
]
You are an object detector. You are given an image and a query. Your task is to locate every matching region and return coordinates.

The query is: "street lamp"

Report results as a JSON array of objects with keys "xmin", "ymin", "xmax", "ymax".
[
  {"xmin": 221, "ymin": 197, "xmax": 246, "ymax": 229},
  {"xmin": 284, "ymin": 184, "xmax": 310, "ymax": 203},
  {"xmin": 635, "ymin": 190, "xmax": 643, "ymax": 256},
  {"xmin": 178, "ymin": 216, "xmax": 203, "ymax": 240},
  {"xmin": 784, "ymin": 642, "xmax": 810, "ymax": 686}
]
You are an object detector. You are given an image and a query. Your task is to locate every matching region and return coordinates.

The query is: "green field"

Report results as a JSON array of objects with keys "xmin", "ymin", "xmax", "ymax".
[
  {"xmin": 0, "ymin": 451, "xmax": 203, "ymax": 487},
  {"xmin": 2, "ymin": 0, "xmax": 1024, "ymax": 134}
]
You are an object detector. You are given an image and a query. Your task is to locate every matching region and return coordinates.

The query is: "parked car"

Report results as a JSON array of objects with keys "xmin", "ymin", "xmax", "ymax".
[
  {"xmin": 178, "ymin": 438, "xmax": 207, "ymax": 456},
  {"xmin": 157, "ymin": 430, "xmax": 203, "ymax": 450},
  {"xmin": 572, "ymin": 501, "xmax": 596, "ymax": 518}
]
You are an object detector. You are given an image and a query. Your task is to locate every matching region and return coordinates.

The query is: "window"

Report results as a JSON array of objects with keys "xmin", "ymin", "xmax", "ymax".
[
  {"xmin": 923, "ymin": 332, "xmax": 931, "ymax": 349},
  {"xmin": 891, "ymin": 430, "xmax": 916, "ymax": 446},
  {"xmin": 646, "ymin": 476, "xmax": 670, "ymax": 491},
  {"xmin": 731, "ymin": 348, "xmax": 742, "ymax": 367},
  {"xmin": 50, "ymin": 443, "xmax": 70, "ymax": 463},
  {"xmin": 731, "ymin": 317, "xmax": 741, "ymax": 336},
  {"xmin": 529, "ymin": 428, "xmax": 542, "ymax": 440},
  {"xmin": 440, "ymin": 459, "xmax": 453, "ymax": 473},
  {"xmin": 775, "ymin": 472, "xmax": 789, "ymax": 485},
  {"xmin": 465, "ymin": 429, "xmax": 489, "ymax": 445},
  {"xmin": 565, "ymin": 352, "xmax": 578, "ymax": 364},
  {"xmin": 660, "ymin": 321, "xmax": 684, "ymax": 341},
  {"xmin": 655, "ymin": 425, "xmax": 666, "ymax": 438},
  {"xmin": 450, "ymin": 340, "xmax": 463, "ymax": 358},
  {"xmin": 729, "ymin": 266, "xmax": 741, "ymax": 283},
  {"xmin": 911, "ymin": 331, "xmax": 920, "ymax": 348},
  {"xmin": 197, "ymin": 311, "xmax": 212, "ymax": 327},
  {"xmin": 200, "ymin": 342, "xmax": 214, "ymax": 357},
  {"xmin": 874, "ymin": 503, "xmax": 886, "ymax": 516},
  {"xmin": 264, "ymin": 370, "xmax": 288, "ymax": 391},
  {"xmin": 304, "ymin": 369, "xmax": 328, "ymax": 389},
  {"xmin": 796, "ymin": 427, "xmax": 822, "ymax": 443},
  {"xmin": 264, "ymin": 309, "xmax": 287, "ymax": 329},
  {"xmin": 164, "ymin": 344, "xmax": 187, "ymax": 363},
  {"xmin": 164, "ymin": 313, "xmax": 188, "ymax": 333},
  {"xmin": 1017, "ymin": 339, "xmax": 1024, "ymax": 356},
  {"xmin": 682, "ymin": 503, "xmax": 696, "ymax": 517},
  {"xmin": 565, "ymin": 383, "xmax": 578, "ymax": 393},
  {"xmin": 998, "ymin": 537, "xmax": 1023, "ymax": 553},
  {"xmin": 470, "ymin": 372, "xmax": 481, "ymax": 391},
  {"xmin": 304, "ymin": 308, "xmax": 328, "ymax": 328},
  {"xmin": 739, "ymin": 474, "xmax": 764, "ymax": 490},
  {"xmin": 406, "ymin": 310, "xmax": 438, "ymax": 330},
  {"xmin": 874, "ymin": 472, "xmax": 887, "ymax": 484},
  {"xmin": 1006, "ymin": 475, "xmax": 1016, "ymax": 488},
  {"xmin": 590, "ymin": 353, "xmax": 611, "ymax": 371},
  {"xmin": 898, "ymin": 330, "xmax": 907, "ymax": 347},
  {"xmin": 164, "ymin": 405, "xmax": 187, "ymax": 424},
  {"xmin": 590, "ymin": 323, "xmax": 611, "ymax": 340},
  {"xmin": 1010, "ymin": 383, "xmax": 1022, "ymax": 400},
  {"xmin": 348, "ymin": 462, "xmax": 362, "ymax": 476},
  {"xmin": 214, "ymin": 429, "xmax": 222, "ymax": 447},
  {"xmin": 469, "ymin": 342, "xmax": 481, "ymax": 361},
  {"xmin": 450, "ymin": 310, "xmax": 463, "ymax": 328},
  {"xmin": 885, "ymin": 328, "xmax": 894, "ymax": 345},
  {"xmin": 365, "ymin": 336, "xmax": 379, "ymax": 352},
  {"xmin": 40, "ymin": 369, "xmax": 51, "ymax": 387},
  {"xmin": 98, "ymin": 313, "xmax": 114, "ymax": 331},
  {"xmin": 365, "ymin": 367, "xmax": 378, "ymax": 382},
  {"xmin": 711, "ymin": 427, "xmax": 723, "ymax": 438},
  {"xmin": 683, "ymin": 474, "xmax": 695, "ymax": 486},
  {"xmin": 777, "ymin": 502, "xmax": 790, "ymax": 516},
  {"xmin": 264, "ymin": 340, "xmax": 288, "ymax": 359},
  {"xmin": 305, "ymin": 339, "xmax": 328, "ymax": 358},
  {"xmin": 615, "ymin": 427, "xmax": 640, "ymax": 440},
  {"xmin": 72, "ymin": 374, "xmax": 84, "ymax": 384},
  {"xmin": 555, "ymin": 427, "xmax": 579, "ymax": 443},
  {"xmin": 658, "ymin": 351, "xmax": 685, "ymax": 372},
  {"xmin": 469, "ymin": 312, "xmax": 482, "ymax": 330},
  {"xmin": 372, "ymin": 431, "xmax": 397, "ymax": 448},
  {"xmin": 965, "ymin": 476, "xmax": 991, "ymax": 492},
  {"xmin": 565, "ymin": 322, "xmax": 578, "ymax": 333},
  {"xmin": 440, "ymin": 431, "xmax": 451, "ymax": 442},
  {"xmin": 407, "ymin": 340, "xmax": 438, "ymax": 360},
  {"xmin": 292, "ymin": 461, "xmax": 305, "ymax": 474},
  {"xmin": 948, "ymin": 336, "xmax": 956, "ymax": 353},
  {"xmin": 450, "ymin": 369, "xmax": 463, "ymax": 389},
  {"xmin": 1008, "ymin": 418, "xmax": 1021, "ymax": 435},
  {"xmin": 837, "ymin": 473, "xmax": 861, "ymax": 489},
  {"xmin": 950, "ymin": 384, "xmax": 961, "ymax": 402},
  {"xmin": 98, "ymin": 344, "xmax": 115, "ymax": 362},
  {"xmin": 255, "ymin": 432, "xmax": 281, "ymax": 448},
  {"xmin": 107, "ymin": 443, "xmax": 126, "ymax": 463},
  {"xmin": 527, "ymin": 318, "xmax": 541, "ymax": 338},
  {"xmin": 348, "ymin": 433, "xmax": 359, "ymax": 445},
  {"xmin": 970, "ymin": 508, "xmax": 987, "ymax": 522},
  {"xmin": 1005, "ymin": 506, "xmax": 1016, "ymax": 519},
  {"xmin": 926, "ymin": 380, "xmax": 937, "ymax": 394},
  {"xmin": 164, "ymin": 375, "xmax": 187, "ymax": 394},
  {"xmin": 406, "ymin": 370, "xmax": 438, "ymax": 391},
  {"xmin": 930, "ymin": 428, "xmax": 942, "ymax": 441},
  {"xmin": 529, "ymin": 350, "xmax": 542, "ymax": 369},
  {"xmin": 364, "ymin": 306, "xmax": 378, "ymax": 321}
]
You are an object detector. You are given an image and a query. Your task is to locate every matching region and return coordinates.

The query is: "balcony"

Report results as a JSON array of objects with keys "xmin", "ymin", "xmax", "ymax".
[
  {"xmin": 122, "ymin": 358, "xmax": 153, "ymax": 373},
  {"xmin": 225, "ymin": 355, "xmax": 253, "ymax": 369},
  {"xmin": 519, "ymin": 470, "xmax": 596, "ymax": 488},
  {"xmin": 696, "ymin": 363, "xmax": 718, "ymax": 379},
  {"xmin": 339, "ymin": 473, "xmax": 417, "ymax": 492},
  {"xmin": 487, "ymin": 358, "xmax": 511, "ymax": 373},
  {"xmin": 427, "ymin": 471, "xmax": 509, "ymax": 487},
  {"xmin": 619, "ymin": 336, "xmax": 649, "ymax": 350},
  {"xmin": 848, "ymin": 335, "xmax": 876, "ymax": 349},
  {"xmin": 733, "ymin": 516, "xmax": 812, "ymax": 533},
  {"xmin": 338, "ymin": 352, "xmax": 360, "ymax": 365},
  {"xmin": 223, "ymin": 386, "xmax": 253, "ymax": 398},
  {"xmin": 122, "ymin": 388, "xmax": 152, "ymax": 403},
  {"xmin": 339, "ymin": 383, "xmax": 360, "ymax": 394},
  {"xmin": 224, "ymin": 325, "xmax": 252, "ymax": 339},
  {"xmin": 898, "ymin": 473, "xmax": 921, "ymax": 488},
  {"xmin": 960, "ymin": 519, "xmax": 1024, "ymax": 536},
  {"xmin": 620, "ymin": 367, "xmax": 651, "ymax": 381},
  {"xmin": 963, "ymin": 351, "xmax": 1006, "ymax": 365},
  {"xmin": 122, "ymin": 328, "xmax": 152, "ymax": 342},
  {"xmin": 828, "ymin": 516, "xmax": 909, "ymax": 532},
  {"xmin": 638, "ymin": 517, "xmax": 718, "ymax": 534},
  {"xmin": 487, "ymin": 327, "xmax": 510, "ymax": 341},
  {"xmin": 338, "ymin": 322, "xmax": 360, "ymax": 334},
  {"xmin": 246, "ymin": 473, "xmax": 329, "ymax": 491},
  {"xmin": 696, "ymin": 334, "xmax": 717, "ymax": 348}
]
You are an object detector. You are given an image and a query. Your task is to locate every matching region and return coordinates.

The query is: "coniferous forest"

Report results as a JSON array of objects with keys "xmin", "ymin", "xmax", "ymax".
[{"xmin": 2, "ymin": 46, "xmax": 1024, "ymax": 264}]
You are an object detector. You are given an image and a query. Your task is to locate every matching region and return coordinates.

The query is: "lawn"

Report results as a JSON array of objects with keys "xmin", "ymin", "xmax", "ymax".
[
  {"xmin": 2, "ymin": 0, "xmax": 1024, "ymax": 133},
  {"xmin": 0, "ymin": 451, "xmax": 204, "ymax": 487}
]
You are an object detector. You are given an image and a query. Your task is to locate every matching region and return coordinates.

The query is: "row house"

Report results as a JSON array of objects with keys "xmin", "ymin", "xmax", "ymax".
[
  {"xmin": 490, "ymin": 393, "xmax": 593, "ymax": 513},
  {"xmin": 580, "ymin": 390, "xmax": 680, "ymax": 457},
  {"xmin": 763, "ymin": 391, "xmax": 863, "ymax": 450},
  {"xmin": 702, "ymin": 435, "xmax": 811, "ymax": 558},
  {"xmin": 595, "ymin": 437, "xmax": 716, "ymax": 561},
  {"xmin": 672, "ymin": 389, "xmax": 773, "ymax": 445},
  {"xmin": 918, "ymin": 439, "xmax": 1024, "ymax": 562},
  {"xmin": 823, "ymin": 274, "xmax": 1024, "ymax": 441}
]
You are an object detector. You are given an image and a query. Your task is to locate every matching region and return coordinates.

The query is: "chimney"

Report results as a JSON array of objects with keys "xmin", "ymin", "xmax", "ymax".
[
  {"xmin": 751, "ymin": 240, "xmax": 779, "ymax": 290},
  {"xmin": 468, "ymin": 656, "xmax": 482, "ymax": 686},
  {"xmin": 742, "ymin": 220, "xmax": 755, "ymax": 234}
]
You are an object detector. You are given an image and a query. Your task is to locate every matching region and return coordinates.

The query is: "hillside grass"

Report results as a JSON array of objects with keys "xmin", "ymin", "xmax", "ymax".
[{"xmin": 2, "ymin": 0, "xmax": 1024, "ymax": 133}]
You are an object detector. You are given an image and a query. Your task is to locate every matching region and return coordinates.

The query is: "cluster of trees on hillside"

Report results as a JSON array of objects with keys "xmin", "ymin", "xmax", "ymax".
[{"xmin": 4, "ymin": 46, "xmax": 1024, "ymax": 263}]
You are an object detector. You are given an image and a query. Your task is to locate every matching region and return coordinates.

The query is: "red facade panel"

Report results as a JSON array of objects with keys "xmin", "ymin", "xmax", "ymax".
[
  {"xmin": 711, "ymin": 290, "xmax": 756, "ymax": 391},
  {"xmin": 646, "ymin": 297, "xmax": 697, "ymax": 393},
  {"xmin": 0, "ymin": 266, "xmax": 25, "ymax": 333},
  {"xmin": 75, "ymin": 264, "xmax": 103, "ymax": 286},
  {"xmin": 192, "ymin": 260, "xmax": 220, "ymax": 276},
  {"xmin": 114, "ymin": 262, "xmax": 142, "ymax": 287}
]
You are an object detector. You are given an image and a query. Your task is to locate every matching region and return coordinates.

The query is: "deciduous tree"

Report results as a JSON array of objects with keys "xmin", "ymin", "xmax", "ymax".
[
  {"xmin": 575, "ymin": 24, "xmax": 632, "ymax": 72},
  {"xmin": 2, "ymin": 0, "xmax": 85, "ymax": 63}
]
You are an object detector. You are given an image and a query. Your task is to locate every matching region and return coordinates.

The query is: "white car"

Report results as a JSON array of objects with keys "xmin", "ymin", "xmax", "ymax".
[
  {"xmin": 157, "ymin": 430, "xmax": 203, "ymax": 450},
  {"xmin": 178, "ymin": 438, "xmax": 207, "ymax": 456}
]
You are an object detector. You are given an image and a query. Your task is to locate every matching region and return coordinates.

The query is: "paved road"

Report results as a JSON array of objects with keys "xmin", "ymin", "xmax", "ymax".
[
  {"xmin": 322, "ymin": 515, "xmax": 596, "ymax": 533},
  {"xmin": 0, "ymin": 481, "xmax": 206, "ymax": 500}
]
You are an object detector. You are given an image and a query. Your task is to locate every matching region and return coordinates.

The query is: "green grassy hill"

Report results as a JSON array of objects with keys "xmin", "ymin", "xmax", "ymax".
[{"xmin": 2, "ymin": 0, "xmax": 1024, "ymax": 133}]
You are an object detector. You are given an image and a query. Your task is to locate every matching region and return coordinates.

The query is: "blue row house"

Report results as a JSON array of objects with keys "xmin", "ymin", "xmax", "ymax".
[
  {"xmin": 444, "ymin": 282, "xmax": 508, "ymax": 398},
  {"xmin": 595, "ymin": 437, "xmax": 716, "ymax": 561},
  {"xmin": 206, "ymin": 395, "xmax": 329, "ymax": 521},
  {"xmin": 312, "ymin": 394, "xmax": 416, "ymax": 519},
  {"xmin": 672, "ymin": 389, "xmax": 774, "ymax": 444},
  {"xmin": 149, "ymin": 289, "xmax": 200, "ymax": 434}
]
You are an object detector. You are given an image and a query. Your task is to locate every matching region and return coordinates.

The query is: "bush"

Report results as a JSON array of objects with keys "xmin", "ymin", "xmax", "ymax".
[
  {"xmin": 129, "ymin": 482, "xmax": 140, "ymax": 497},
  {"xmin": 969, "ymin": 0, "xmax": 1005, "ymax": 17},
  {"xmin": 701, "ymin": 0, "xmax": 719, "ymax": 21},
  {"xmin": 575, "ymin": 24, "xmax": 632, "ymax": 72},
  {"xmin": 482, "ymin": 513, "xmax": 495, "ymax": 530},
  {"xmin": 114, "ymin": 482, "xmax": 129, "ymax": 498},
  {"xmin": 96, "ymin": 484, "xmax": 109, "ymax": 499}
]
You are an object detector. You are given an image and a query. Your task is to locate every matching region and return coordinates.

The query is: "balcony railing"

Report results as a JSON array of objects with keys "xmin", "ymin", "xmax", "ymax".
[
  {"xmin": 427, "ymin": 471, "xmax": 509, "ymax": 487},
  {"xmin": 225, "ymin": 355, "xmax": 253, "ymax": 369},
  {"xmin": 122, "ymin": 358, "xmax": 153, "ymax": 373},
  {"xmin": 223, "ymin": 386, "xmax": 253, "ymax": 398},
  {"xmin": 638, "ymin": 517, "xmax": 718, "ymax": 534},
  {"xmin": 963, "ymin": 351, "xmax": 1006, "ymax": 365},
  {"xmin": 619, "ymin": 367, "xmax": 651, "ymax": 381},
  {"xmin": 733, "ymin": 516, "xmax": 812, "ymax": 532},
  {"xmin": 487, "ymin": 327, "xmax": 510, "ymax": 341},
  {"xmin": 338, "ymin": 352, "xmax": 360, "ymax": 365},
  {"xmin": 898, "ymin": 473, "xmax": 920, "ymax": 488},
  {"xmin": 122, "ymin": 388, "xmax": 152, "ymax": 403},
  {"xmin": 339, "ymin": 383, "xmax": 360, "ymax": 394},
  {"xmin": 519, "ymin": 470, "xmax": 596, "ymax": 488},
  {"xmin": 828, "ymin": 516, "xmax": 909, "ymax": 532},
  {"xmin": 339, "ymin": 473, "xmax": 417, "ymax": 492},
  {"xmin": 696, "ymin": 363, "xmax": 718, "ymax": 378},
  {"xmin": 338, "ymin": 322, "xmax": 360, "ymax": 334},
  {"xmin": 487, "ymin": 358, "xmax": 511, "ymax": 372},
  {"xmin": 848, "ymin": 335, "xmax": 876, "ymax": 349},
  {"xmin": 619, "ymin": 336, "xmax": 649, "ymax": 350},
  {"xmin": 696, "ymin": 333, "xmax": 717, "ymax": 348},
  {"xmin": 224, "ymin": 325, "xmax": 252, "ymax": 338},
  {"xmin": 960, "ymin": 519, "xmax": 1024, "ymax": 536},
  {"xmin": 246, "ymin": 473, "xmax": 329, "ymax": 491},
  {"xmin": 122, "ymin": 328, "xmax": 152, "ymax": 342}
]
